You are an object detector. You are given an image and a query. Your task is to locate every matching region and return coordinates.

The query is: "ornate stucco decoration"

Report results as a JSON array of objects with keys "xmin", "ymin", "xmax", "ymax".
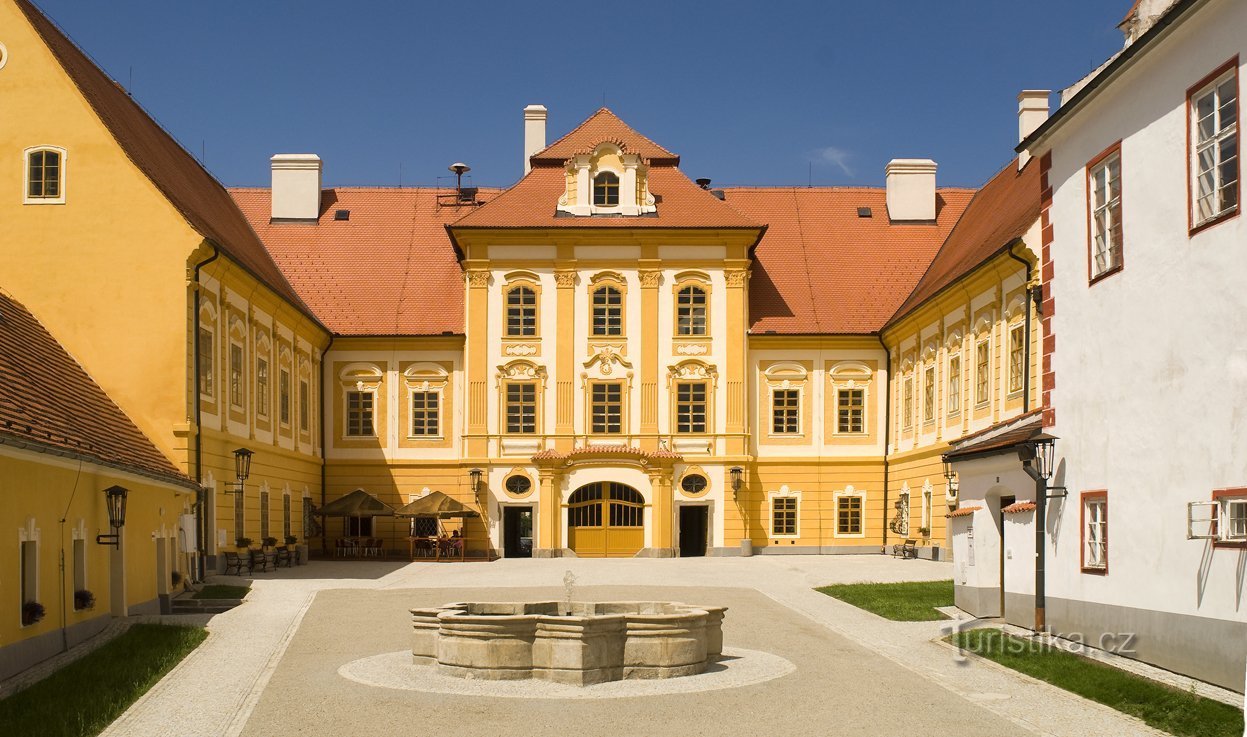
[
  {"xmin": 530, "ymin": 445, "xmax": 683, "ymax": 471},
  {"xmin": 504, "ymin": 344, "xmax": 539, "ymax": 357},
  {"xmin": 724, "ymin": 270, "xmax": 749, "ymax": 287},
  {"xmin": 639, "ymin": 270, "xmax": 662, "ymax": 288},
  {"xmin": 583, "ymin": 344, "xmax": 633, "ymax": 376},
  {"xmin": 466, "ymin": 271, "xmax": 491, "ymax": 287},
  {"xmin": 554, "ymin": 270, "xmax": 578, "ymax": 288},
  {"xmin": 556, "ymin": 141, "xmax": 656, "ymax": 217},
  {"xmin": 667, "ymin": 360, "xmax": 718, "ymax": 383},
  {"xmin": 496, "ymin": 360, "xmax": 548, "ymax": 388},
  {"xmin": 674, "ymin": 343, "xmax": 709, "ymax": 356}
]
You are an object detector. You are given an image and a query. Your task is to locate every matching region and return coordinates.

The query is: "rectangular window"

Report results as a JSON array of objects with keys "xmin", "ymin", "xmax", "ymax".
[
  {"xmin": 506, "ymin": 383, "xmax": 537, "ymax": 434},
  {"xmin": 923, "ymin": 365, "xmax": 935, "ymax": 423},
  {"xmin": 505, "ymin": 286, "xmax": 538, "ymax": 337},
  {"xmin": 676, "ymin": 382, "xmax": 707, "ymax": 433},
  {"xmin": 676, "ymin": 286, "xmax": 708, "ymax": 336},
  {"xmin": 234, "ymin": 488, "xmax": 245, "ymax": 544},
  {"xmin": 411, "ymin": 391, "xmax": 440, "ymax": 436},
  {"xmin": 198, "ymin": 328, "xmax": 214, "ymax": 397},
  {"xmin": 1008, "ymin": 324, "xmax": 1025, "ymax": 394},
  {"xmin": 947, "ymin": 354, "xmax": 961, "ymax": 416},
  {"xmin": 1082, "ymin": 492, "xmax": 1108, "ymax": 572},
  {"xmin": 591, "ymin": 287, "xmax": 623, "ymax": 336},
  {"xmin": 1190, "ymin": 64, "xmax": 1238, "ymax": 228},
  {"xmin": 975, "ymin": 339, "xmax": 990, "ymax": 405},
  {"xmin": 299, "ymin": 380, "xmax": 310, "ymax": 432},
  {"xmin": 771, "ymin": 388, "xmax": 799, "ymax": 434},
  {"xmin": 346, "ymin": 516, "xmax": 373, "ymax": 537},
  {"xmin": 72, "ymin": 538, "xmax": 86, "ymax": 604},
  {"xmin": 20, "ymin": 540, "xmax": 37, "ymax": 613},
  {"xmin": 836, "ymin": 388, "xmax": 865, "ymax": 434},
  {"xmin": 836, "ymin": 496, "xmax": 863, "ymax": 535},
  {"xmin": 279, "ymin": 370, "xmax": 291, "ymax": 426},
  {"xmin": 590, "ymin": 383, "xmax": 623, "ymax": 434},
  {"xmin": 771, "ymin": 496, "xmax": 798, "ymax": 536},
  {"xmin": 901, "ymin": 377, "xmax": 914, "ymax": 429},
  {"xmin": 1088, "ymin": 150, "xmax": 1123, "ymax": 278},
  {"xmin": 256, "ymin": 358, "xmax": 269, "ymax": 418},
  {"xmin": 27, "ymin": 149, "xmax": 61, "ymax": 199},
  {"xmin": 283, "ymin": 494, "xmax": 292, "ymax": 540},
  {"xmin": 346, "ymin": 390, "xmax": 374, "ymax": 436},
  {"xmin": 1224, "ymin": 499, "xmax": 1247, "ymax": 541},
  {"xmin": 229, "ymin": 344, "xmax": 244, "ymax": 408},
  {"xmin": 260, "ymin": 490, "xmax": 270, "ymax": 541}
]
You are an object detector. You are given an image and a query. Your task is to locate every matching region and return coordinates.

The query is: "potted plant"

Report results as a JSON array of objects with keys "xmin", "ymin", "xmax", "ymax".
[
  {"xmin": 918, "ymin": 526, "xmax": 931, "ymax": 537},
  {"xmin": 22, "ymin": 600, "xmax": 45, "ymax": 626},
  {"xmin": 236, "ymin": 536, "xmax": 253, "ymax": 550},
  {"xmin": 262, "ymin": 536, "xmax": 278, "ymax": 550},
  {"xmin": 73, "ymin": 589, "xmax": 95, "ymax": 611},
  {"xmin": 171, "ymin": 570, "xmax": 184, "ymax": 591},
  {"xmin": 284, "ymin": 535, "xmax": 297, "ymax": 547}
]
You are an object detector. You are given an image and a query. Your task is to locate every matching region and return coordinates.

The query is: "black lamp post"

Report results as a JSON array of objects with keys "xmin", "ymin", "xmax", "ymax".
[
  {"xmin": 1019, "ymin": 432, "xmax": 1058, "ymax": 632},
  {"xmin": 234, "ymin": 447, "xmax": 254, "ymax": 483},
  {"xmin": 95, "ymin": 485, "xmax": 129, "ymax": 548}
]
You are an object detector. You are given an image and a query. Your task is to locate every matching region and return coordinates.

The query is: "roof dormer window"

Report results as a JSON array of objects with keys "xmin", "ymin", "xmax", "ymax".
[{"xmin": 593, "ymin": 171, "xmax": 619, "ymax": 206}]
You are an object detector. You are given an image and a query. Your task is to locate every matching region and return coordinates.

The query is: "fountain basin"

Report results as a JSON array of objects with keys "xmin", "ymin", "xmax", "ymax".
[{"xmin": 410, "ymin": 601, "xmax": 726, "ymax": 686}]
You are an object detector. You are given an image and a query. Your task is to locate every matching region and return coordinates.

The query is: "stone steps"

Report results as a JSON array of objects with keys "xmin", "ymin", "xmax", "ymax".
[{"xmin": 170, "ymin": 597, "xmax": 244, "ymax": 616}]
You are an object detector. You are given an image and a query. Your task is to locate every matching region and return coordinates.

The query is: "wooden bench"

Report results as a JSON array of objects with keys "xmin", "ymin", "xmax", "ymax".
[
  {"xmin": 224, "ymin": 551, "xmax": 251, "ymax": 576},
  {"xmin": 892, "ymin": 539, "xmax": 918, "ymax": 559}
]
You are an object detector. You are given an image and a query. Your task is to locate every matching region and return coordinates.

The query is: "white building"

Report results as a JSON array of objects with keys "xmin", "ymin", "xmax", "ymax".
[{"xmin": 948, "ymin": 0, "xmax": 1247, "ymax": 692}]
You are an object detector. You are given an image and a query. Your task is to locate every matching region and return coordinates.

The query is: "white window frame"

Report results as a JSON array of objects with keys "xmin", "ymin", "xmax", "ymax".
[
  {"xmin": 1083, "ymin": 495, "xmax": 1108, "ymax": 571},
  {"xmin": 835, "ymin": 386, "xmax": 866, "ymax": 435},
  {"xmin": 1190, "ymin": 67, "xmax": 1239, "ymax": 227},
  {"xmin": 901, "ymin": 375, "xmax": 914, "ymax": 430},
  {"xmin": 1089, "ymin": 152, "xmax": 1123, "ymax": 277},
  {"xmin": 922, "ymin": 364, "xmax": 936, "ymax": 424},
  {"xmin": 833, "ymin": 487, "xmax": 866, "ymax": 539},
  {"xmin": 229, "ymin": 342, "xmax": 245, "ymax": 409},
  {"xmin": 1007, "ymin": 322, "xmax": 1026, "ymax": 395},
  {"xmin": 946, "ymin": 352, "xmax": 961, "ymax": 416},
  {"xmin": 974, "ymin": 338, "xmax": 991, "ymax": 406},
  {"xmin": 1223, "ymin": 498, "xmax": 1247, "ymax": 542},
  {"xmin": 767, "ymin": 487, "xmax": 801, "ymax": 538},
  {"xmin": 23, "ymin": 145, "xmax": 67, "ymax": 205}
]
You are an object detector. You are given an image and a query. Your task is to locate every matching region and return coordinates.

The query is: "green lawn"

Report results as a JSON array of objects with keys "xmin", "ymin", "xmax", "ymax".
[
  {"xmin": 816, "ymin": 579, "xmax": 953, "ymax": 621},
  {"xmin": 954, "ymin": 629, "xmax": 1244, "ymax": 737},
  {"xmin": 0, "ymin": 624, "xmax": 206, "ymax": 737},
  {"xmin": 193, "ymin": 583, "xmax": 251, "ymax": 600}
]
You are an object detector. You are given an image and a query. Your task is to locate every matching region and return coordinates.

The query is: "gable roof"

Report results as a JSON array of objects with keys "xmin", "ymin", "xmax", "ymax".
[
  {"xmin": 230, "ymin": 187, "xmax": 502, "ymax": 335},
  {"xmin": 887, "ymin": 158, "xmax": 1041, "ymax": 325},
  {"xmin": 723, "ymin": 187, "xmax": 975, "ymax": 334},
  {"xmin": 530, "ymin": 108, "xmax": 679, "ymax": 165},
  {"xmin": 17, "ymin": 0, "xmax": 318, "ymax": 325},
  {"xmin": 0, "ymin": 292, "xmax": 194, "ymax": 488}
]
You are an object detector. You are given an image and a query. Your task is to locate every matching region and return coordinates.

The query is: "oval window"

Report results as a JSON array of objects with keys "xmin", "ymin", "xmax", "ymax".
[
  {"xmin": 681, "ymin": 474, "xmax": 707, "ymax": 494},
  {"xmin": 505, "ymin": 475, "xmax": 532, "ymax": 495}
]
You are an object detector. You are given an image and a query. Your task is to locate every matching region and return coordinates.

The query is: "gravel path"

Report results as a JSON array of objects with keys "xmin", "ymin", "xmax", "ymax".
[{"xmin": 98, "ymin": 556, "xmax": 1176, "ymax": 736}]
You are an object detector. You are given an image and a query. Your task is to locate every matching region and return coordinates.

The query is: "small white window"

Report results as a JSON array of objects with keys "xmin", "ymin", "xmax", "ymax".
[
  {"xmin": 1223, "ymin": 498, "xmax": 1247, "ymax": 542},
  {"xmin": 1088, "ymin": 152, "xmax": 1123, "ymax": 278},
  {"xmin": 1190, "ymin": 67, "xmax": 1239, "ymax": 227},
  {"xmin": 1082, "ymin": 493, "xmax": 1107, "ymax": 571}
]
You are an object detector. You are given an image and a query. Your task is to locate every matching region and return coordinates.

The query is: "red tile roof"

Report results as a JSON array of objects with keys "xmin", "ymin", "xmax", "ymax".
[
  {"xmin": 230, "ymin": 188, "xmax": 501, "ymax": 335},
  {"xmin": 530, "ymin": 108, "xmax": 679, "ymax": 165},
  {"xmin": 0, "ymin": 292, "xmax": 194, "ymax": 488},
  {"xmin": 17, "ymin": 0, "xmax": 316, "ymax": 324},
  {"xmin": 452, "ymin": 164, "xmax": 760, "ymax": 230},
  {"xmin": 887, "ymin": 159, "xmax": 1041, "ymax": 325},
  {"xmin": 1002, "ymin": 502, "xmax": 1037, "ymax": 514},
  {"xmin": 946, "ymin": 506, "xmax": 981, "ymax": 518},
  {"xmin": 946, "ymin": 413, "xmax": 1044, "ymax": 461},
  {"xmin": 723, "ymin": 187, "xmax": 975, "ymax": 334}
]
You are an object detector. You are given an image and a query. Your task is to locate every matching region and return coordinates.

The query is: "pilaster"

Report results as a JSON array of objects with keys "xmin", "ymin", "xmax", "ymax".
[
  {"xmin": 724, "ymin": 268, "xmax": 749, "ymax": 455},
  {"xmin": 554, "ymin": 269, "xmax": 577, "ymax": 451},
  {"xmin": 639, "ymin": 267, "xmax": 661, "ymax": 449},
  {"xmin": 466, "ymin": 269, "xmax": 490, "ymax": 457}
]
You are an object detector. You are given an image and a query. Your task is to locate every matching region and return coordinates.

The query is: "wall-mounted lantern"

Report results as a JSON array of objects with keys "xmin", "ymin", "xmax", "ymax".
[
  {"xmin": 95, "ymin": 485, "xmax": 129, "ymax": 548},
  {"xmin": 729, "ymin": 466, "xmax": 744, "ymax": 497}
]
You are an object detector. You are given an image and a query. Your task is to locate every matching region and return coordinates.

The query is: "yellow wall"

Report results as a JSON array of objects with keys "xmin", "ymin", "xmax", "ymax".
[{"xmin": 0, "ymin": 444, "xmax": 193, "ymax": 654}]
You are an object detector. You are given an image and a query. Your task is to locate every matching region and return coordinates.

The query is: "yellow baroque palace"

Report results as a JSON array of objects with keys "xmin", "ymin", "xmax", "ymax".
[{"xmin": 0, "ymin": 0, "xmax": 1047, "ymax": 654}]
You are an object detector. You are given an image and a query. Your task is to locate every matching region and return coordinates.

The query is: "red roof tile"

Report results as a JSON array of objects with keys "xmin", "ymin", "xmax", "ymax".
[
  {"xmin": 230, "ymin": 188, "xmax": 501, "ymax": 335},
  {"xmin": 0, "ymin": 292, "xmax": 193, "ymax": 488},
  {"xmin": 723, "ymin": 187, "xmax": 975, "ymax": 334},
  {"xmin": 451, "ymin": 165, "xmax": 760, "ymax": 230},
  {"xmin": 946, "ymin": 413, "xmax": 1044, "ymax": 461},
  {"xmin": 530, "ymin": 108, "xmax": 679, "ymax": 165},
  {"xmin": 888, "ymin": 159, "xmax": 1041, "ymax": 325},
  {"xmin": 16, "ymin": 0, "xmax": 316, "ymax": 323},
  {"xmin": 946, "ymin": 506, "xmax": 981, "ymax": 518},
  {"xmin": 1002, "ymin": 502, "xmax": 1037, "ymax": 514}
]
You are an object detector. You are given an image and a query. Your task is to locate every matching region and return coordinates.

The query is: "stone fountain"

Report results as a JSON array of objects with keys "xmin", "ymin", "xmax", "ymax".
[{"xmin": 410, "ymin": 600, "xmax": 727, "ymax": 686}]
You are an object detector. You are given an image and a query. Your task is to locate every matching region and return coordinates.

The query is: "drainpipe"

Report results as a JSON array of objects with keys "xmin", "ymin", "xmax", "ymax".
[
  {"xmin": 318, "ymin": 334, "xmax": 335, "ymax": 557},
  {"xmin": 1006, "ymin": 242, "xmax": 1033, "ymax": 413},
  {"xmin": 877, "ymin": 337, "xmax": 892, "ymax": 554},
  {"xmin": 192, "ymin": 245, "xmax": 219, "ymax": 583}
]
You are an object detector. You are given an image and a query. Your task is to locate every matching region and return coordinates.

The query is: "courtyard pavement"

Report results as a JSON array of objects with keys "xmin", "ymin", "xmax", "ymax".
[{"xmin": 101, "ymin": 555, "xmax": 1171, "ymax": 737}]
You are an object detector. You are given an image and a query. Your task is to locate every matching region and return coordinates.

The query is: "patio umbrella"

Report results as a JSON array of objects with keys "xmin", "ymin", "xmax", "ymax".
[
  {"xmin": 394, "ymin": 490, "xmax": 479, "ymax": 518},
  {"xmin": 317, "ymin": 488, "xmax": 394, "ymax": 517}
]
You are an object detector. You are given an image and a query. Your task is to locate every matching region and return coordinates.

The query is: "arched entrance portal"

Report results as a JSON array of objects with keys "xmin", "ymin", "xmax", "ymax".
[{"xmin": 568, "ymin": 482, "xmax": 644, "ymax": 558}]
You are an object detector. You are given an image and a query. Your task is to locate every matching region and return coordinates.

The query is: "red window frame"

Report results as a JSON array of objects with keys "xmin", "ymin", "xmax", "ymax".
[
  {"xmin": 1085, "ymin": 141, "xmax": 1124, "ymax": 285},
  {"xmin": 1186, "ymin": 56, "xmax": 1240, "ymax": 236},
  {"xmin": 1079, "ymin": 490, "xmax": 1108, "ymax": 574}
]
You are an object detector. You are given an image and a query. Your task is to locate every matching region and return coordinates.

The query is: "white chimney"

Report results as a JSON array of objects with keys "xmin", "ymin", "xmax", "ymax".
[
  {"xmin": 884, "ymin": 159, "xmax": 937, "ymax": 222},
  {"xmin": 270, "ymin": 154, "xmax": 322, "ymax": 221},
  {"xmin": 1017, "ymin": 90, "xmax": 1051, "ymax": 170},
  {"xmin": 523, "ymin": 104, "xmax": 547, "ymax": 175}
]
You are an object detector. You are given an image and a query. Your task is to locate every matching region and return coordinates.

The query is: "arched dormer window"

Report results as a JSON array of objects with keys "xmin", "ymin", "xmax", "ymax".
[
  {"xmin": 593, "ymin": 171, "xmax": 619, "ymax": 206},
  {"xmin": 24, "ymin": 146, "xmax": 66, "ymax": 204},
  {"xmin": 591, "ymin": 285, "xmax": 623, "ymax": 336},
  {"xmin": 676, "ymin": 285, "xmax": 707, "ymax": 336},
  {"xmin": 505, "ymin": 285, "xmax": 538, "ymax": 337}
]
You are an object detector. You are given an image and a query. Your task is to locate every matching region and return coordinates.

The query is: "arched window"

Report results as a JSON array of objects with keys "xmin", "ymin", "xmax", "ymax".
[
  {"xmin": 506, "ymin": 286, "xmax": 537, "ymax": 337},
  {"xmin": 593, "ymin": 171, "xmax": 619, "ymax": 206},
  {"xmin": 591, "ymin": 286, "xmax": 622, "ymax": 336},
  {"xmin": 26, "ymin": 148, "xmax": 63, "ymax": 201},
  {"xmin": 676, "ymin": 285, "xmax": 707, "ymax": 336}
]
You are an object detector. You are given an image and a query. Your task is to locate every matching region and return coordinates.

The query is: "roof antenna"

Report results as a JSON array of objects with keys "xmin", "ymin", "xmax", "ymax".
[
  {"xmin": 127, "ymin": 66, "xmax": 133, "ymax": 96},
  {"xmin": 398, "ymin": 161, "xmax": 403, "ymax": 188},
  {"xmin": 200, "ymin": 140, "xmax": 205, "ymax": 166},
  {"xmin": 808, "ymin": 161, "xmax": 812, "ymax": 188}
]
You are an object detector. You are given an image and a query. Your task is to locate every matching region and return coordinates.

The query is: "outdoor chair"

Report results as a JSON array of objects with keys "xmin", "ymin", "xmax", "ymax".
[
  {"xmin": 276, "ymin": 547, "xmax": 292, "ymax": 567},
  {"xmin": 250, "ymin": 548, "xmax": 270, "ymax": 573},
  {"xmin": 224, "ymin": 551, "xmax": 251, "ymax": 576}
]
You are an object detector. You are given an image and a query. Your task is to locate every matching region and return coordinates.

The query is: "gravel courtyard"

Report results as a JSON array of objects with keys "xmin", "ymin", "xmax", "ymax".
[{"xmin": 103, "ymin": 556, "xmax": 1170, "ymax": 737}]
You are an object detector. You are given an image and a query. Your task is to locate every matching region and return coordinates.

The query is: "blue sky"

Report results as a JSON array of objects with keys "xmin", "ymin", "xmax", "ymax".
[{"xmin": 36, "ymin": 1, "xmax": 1126, "ymax": 190}]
